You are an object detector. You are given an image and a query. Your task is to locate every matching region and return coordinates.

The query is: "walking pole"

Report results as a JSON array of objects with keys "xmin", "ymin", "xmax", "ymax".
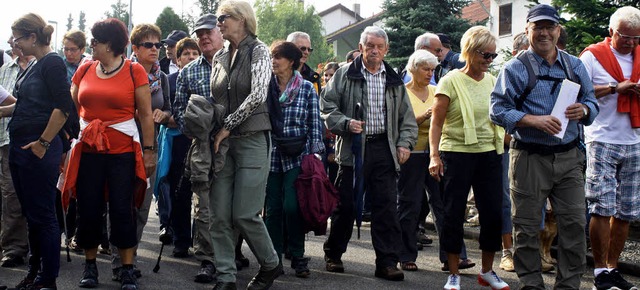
[{"xmin": 152, "ymin": 243, "xmax": 164, "ymax": 273}]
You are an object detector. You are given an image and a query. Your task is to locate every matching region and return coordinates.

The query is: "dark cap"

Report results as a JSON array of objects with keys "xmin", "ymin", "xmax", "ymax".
[
  {"xmin": 162, "ymin": 30, "xmax": 188, "ymax": 46},
  {"xmin": 193, "ymin": 14, "xmax": 217, "ymax": 34},
  {"xmin": 436, "ymin": 33, "xmax": 450, "ymax": 45},
  {"xmin": 527, "ymin": 4, "xmax": 560, "ymax": 23}
]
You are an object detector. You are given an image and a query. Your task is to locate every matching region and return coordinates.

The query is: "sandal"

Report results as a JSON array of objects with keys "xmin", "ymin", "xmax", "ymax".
[{"xmin": 401, "ymin": 261, "xmax": 418, "ymax": 271}]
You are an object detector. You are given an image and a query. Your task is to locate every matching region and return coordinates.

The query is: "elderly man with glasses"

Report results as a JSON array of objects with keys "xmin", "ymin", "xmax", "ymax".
[{"xmin": 286, "ymin": 31, "xmax": 322, "ymax": 93}]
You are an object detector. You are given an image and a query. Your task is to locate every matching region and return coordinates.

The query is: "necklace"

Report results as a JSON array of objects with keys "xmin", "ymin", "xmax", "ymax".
[{"xmin": 100, "ymin": 57, "xmax": 125, "ymax": 75}]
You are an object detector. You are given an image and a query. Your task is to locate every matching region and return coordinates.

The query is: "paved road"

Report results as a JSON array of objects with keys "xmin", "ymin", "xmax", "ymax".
[{"xmin": 1, "ymin": 203, "xmax": 639, "ymax": 289}]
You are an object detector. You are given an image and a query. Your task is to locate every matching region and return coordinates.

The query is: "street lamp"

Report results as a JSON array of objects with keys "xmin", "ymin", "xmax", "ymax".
[{"xmin": 48, "ymin": 20, "xmax": 58, "ymax": 53}]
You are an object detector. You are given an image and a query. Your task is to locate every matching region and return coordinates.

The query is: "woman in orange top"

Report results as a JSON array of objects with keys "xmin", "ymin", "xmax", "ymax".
[{"xmin": 66, "ymin": 18, "xmax": 155, "ymax": 290}]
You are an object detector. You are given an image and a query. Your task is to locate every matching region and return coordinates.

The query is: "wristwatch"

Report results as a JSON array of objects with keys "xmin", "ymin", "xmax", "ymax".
[
  {"xmin": 608, "ymin": 82, "xmax": 618, "ymax": 94},
  {"xmin": 38, "ymin": 137, "xmax": 51, "ymax": 149},
  {"xmin": 143, "ymin": 145, "xmax": 156, "ymax": 151}
]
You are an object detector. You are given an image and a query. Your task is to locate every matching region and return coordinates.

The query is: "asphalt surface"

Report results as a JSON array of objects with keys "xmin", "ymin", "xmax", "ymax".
[{"xmin": 1, "ymin": 203, "xmax": 639, "ymax": 290}]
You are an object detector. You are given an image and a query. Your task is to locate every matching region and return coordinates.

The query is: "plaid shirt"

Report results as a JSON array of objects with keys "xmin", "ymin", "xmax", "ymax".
[
  {"xmin": 270, "ymin": 80, "xmax": 325, "ymax": 172},
  {"xmin": 361, "ymin": 60, "xmax": 387, "ymax": 134},
  {"xmin": 172, "ymin": 56, "xmax": 212, "ymax": 133},
  {"xmin": 0, "ymin": 58, "xmax": 33, "ymax": 147}
]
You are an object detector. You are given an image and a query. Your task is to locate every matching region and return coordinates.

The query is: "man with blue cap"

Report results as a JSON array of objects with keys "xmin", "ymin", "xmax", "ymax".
[
  {"xmin": 160, "ymin": 30, "xmax": 188, "ymax": 74},
  {"xmin": 490, "ymin": 3, "xmax": 599, "ymax": 289}
]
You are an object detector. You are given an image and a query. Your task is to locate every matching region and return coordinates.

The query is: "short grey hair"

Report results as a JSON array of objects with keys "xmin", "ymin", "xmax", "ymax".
[
  {"xmin": 609, "ymin": 6, "xmax": 640, "ymax": 31},
  {"xmin": 359, "ymin": 26, "xmax": 388, "ymax": 46},
  {"xmin": 405, "ymin": 50, "xmax": 438, "ymax": 75},
  {"xmin": 286, "ymin": 31, "xmax": 310, "ymax": 43},
  {"xmin": 513, "ymin": 31, "xmax": 529, "ymax": 53},
  {"xmin": 414, "ymin": 32, "xmax": 439, "ymax": 51}
]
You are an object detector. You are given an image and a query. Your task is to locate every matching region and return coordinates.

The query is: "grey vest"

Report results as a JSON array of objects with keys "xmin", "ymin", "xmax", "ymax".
[{"xmin": 210, "ymin": 36, "xmax": 271, "ymax": 135}]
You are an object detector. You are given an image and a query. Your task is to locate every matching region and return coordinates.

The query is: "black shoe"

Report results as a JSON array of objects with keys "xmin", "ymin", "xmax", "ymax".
[
  {"xmin": 158, "ymin": 227, "xmax": 173, "ymax": 245},
  {"xmin": 610, "ymin": 269, "xmax": 638, "ymax": 290},
  {"xmin": 324, "ymin": 256, "xmax": 344, "ymax": 273},
  {"xmin": 291, "ymin": 257, "xmax": 310, "ymax": 278},
  {"xmin": 12, "ymin": 275, "xmax": 35, "ymax": 290},
  {"xmin": 247, "ymin": 263, "xmax": 283, "ymax": 290},
  {"xmin": 236, "ymin": 254, "xmax": 250, "ymax": 268},
  {"xmin": 120, "ymin": 267, "xmax": 138, "ymax": 290},
  {"xmin": 212, "ymin": 282, "xmax": 237, "ymax": 290},
  {"xmin": 283, "ymin": 249, "xmax": 292, "ymax": 260},
  {"xmin": 25, "ymin": 280, "xmax": 57, "ymax": 290},
  {"xmin": 362, "ymin": 211, "xmax": 372, "ymax": 222},
  {"xmin": 441, "ymin": 259, "xmax": 476, "ymax": 272},
  {"xmin": 78, "ymin": 262, "xmax": 99, "ymax": 288},
  {"xmin": 194, "ymin": 261, "xmax": 215, "ymax": 283},
  {"xmin": 172, "ymin": 247, "xmax": 190, "ymax": 258},
  {"xmin": 374, "ymin": 266, "xmax": 404, "ymax": 281},
  {"xmin": 593, "ymin": 270, "xmax": 616, "ymax": 290},
  {"xmin": 416, "ymin": 231, "xmax": 433, "ymax": 245},
  {"xmin": 1, "ymin": 256, "xmax": 24, "ymax": 268}
]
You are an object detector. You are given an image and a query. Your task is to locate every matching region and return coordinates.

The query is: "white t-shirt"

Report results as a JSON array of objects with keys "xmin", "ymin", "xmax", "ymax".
[{"xmin": 580, "ymin": 48, "xmax": 640, "ymax": 145}]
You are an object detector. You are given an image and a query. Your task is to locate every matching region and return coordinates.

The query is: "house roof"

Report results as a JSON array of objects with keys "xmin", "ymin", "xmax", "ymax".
[
  {"xmin": 462, "ymin": 0, "xmax": 491, "ymax": 23},
  {"xmin": 325, "ymin": 11, "xmax": 385, "ymax": 42},
  {"xmin": 318, "ymin": 3, "xmax": 364, "ymax": 22}
]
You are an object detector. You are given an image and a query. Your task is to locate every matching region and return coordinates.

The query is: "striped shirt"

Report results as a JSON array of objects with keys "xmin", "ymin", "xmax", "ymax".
[
  {"xmin": 0, "ymin": 58, "xmax": 33, "ymax": 147},
  {"xmin": 172, "ymin": 56, "xmax": 212, "ymax": 133},
  {"xmin": 270, "ymin": 80, "xmax": 325, "ymax": 172},
  {"xmin": 361, "ymin": 60, "xmax": 386, "ymax": 135},
  {"xmin": 490, "ymin": 49, "xmax": 598, "ymax": 146}
]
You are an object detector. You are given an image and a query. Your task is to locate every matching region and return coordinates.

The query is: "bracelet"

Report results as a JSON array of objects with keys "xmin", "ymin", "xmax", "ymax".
[
  {"xmin": 38, "ymin": 137, "xmax": 51, "ymax": 149},
  {"xmin": 142, "ymin": 145, "xmax": 156, "ymax": 151}
]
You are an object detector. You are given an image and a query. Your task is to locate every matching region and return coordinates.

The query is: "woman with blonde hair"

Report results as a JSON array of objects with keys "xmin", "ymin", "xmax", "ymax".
[
  {"xmin": 429, "ymin": 26, "xmax": 509, "ymax": 290},
  {"xmin": 5, "ymin": 13, "xmax": 74, "ymax": 290}
]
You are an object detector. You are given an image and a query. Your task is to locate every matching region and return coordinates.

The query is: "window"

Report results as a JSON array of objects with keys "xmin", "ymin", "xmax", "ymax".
[{"xmin": 499, "ymin": 4, "xmax": 512, "ymax": 36}]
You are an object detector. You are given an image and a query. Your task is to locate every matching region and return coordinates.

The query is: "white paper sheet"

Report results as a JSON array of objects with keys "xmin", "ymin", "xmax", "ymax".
[{"xmin": 550, "ymin": 79, "xmax": 581, "ymax": 139}]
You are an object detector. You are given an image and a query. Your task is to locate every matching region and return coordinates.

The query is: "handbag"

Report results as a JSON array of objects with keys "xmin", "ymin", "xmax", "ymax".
[{"xmin": 272, "ymin": 135, "xmax": 306, "ymax": 157}]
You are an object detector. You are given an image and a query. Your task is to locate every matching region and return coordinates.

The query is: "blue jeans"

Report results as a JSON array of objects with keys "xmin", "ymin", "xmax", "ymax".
[{"xmin": 10, "ymin": 135, "xmax": 62, "ymax": 283}]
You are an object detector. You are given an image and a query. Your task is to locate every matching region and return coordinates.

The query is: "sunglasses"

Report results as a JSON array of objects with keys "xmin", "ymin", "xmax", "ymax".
[
  {"xmin": 138, "ymin": 42, "xmax": 163, "ymax": 49},
  {"xmin": 299, "ymin": 46, "xmax": 314, "ymax": 53},
  {"xmin": 218, "ymin": 14, "xmax": 232, "ymax": 23},
  {"xmin": 476, "ymin": 50, "xmax": 498, "ymax": 60}
]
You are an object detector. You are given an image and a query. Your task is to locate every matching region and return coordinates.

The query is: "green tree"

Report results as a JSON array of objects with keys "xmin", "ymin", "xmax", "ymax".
[
  {"xmin": 105, "ymin": 0, "xmax": 130, "ymax": 26},
  {"xmin": 382, "ymin": 0, "xmax": 475, "ymax": 68},
  {"xmin": 197, "ymin": 0, "xmax": 220, "ymax": 15},
  {"xmin": 66, "ymin": 13, "xmax": 73, "ymax": 31},
  {"xmin": 79, "ymin": 11, "xmax": 87, "ymax": 32},
  {"xmin": 551, "ymin": 0, "xmax": 640, "ymax": 55},
  {"xmin": 254, "ymin": 0, "xmax": 333, "ymax": 69},
  {"xmin": 156, "ymin": 7, "xmax": 190, "ymax": 38}
]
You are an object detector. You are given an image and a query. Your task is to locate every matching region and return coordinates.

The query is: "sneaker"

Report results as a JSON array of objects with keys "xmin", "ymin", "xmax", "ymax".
[
  {"xmin": 119, "ymin": 267, "xmax": 138, "ymax": 290},
  {"xmin": 610, "ymin": 269, "xmax": 638, "ymax": 290},
  {"xmin": 593, "ymin": 270, "xmax": 616, "ymax": 290},
  {"xmin": 247, "ymin": 263, "xmax": 283, "ymax": 290},
  {"xmin": 478, "ymin": 270, "xmax": 510, "ymax": 290},
  {"xmin": 499, "ymin": 252, "xmax": 515, "ymax": 272},
  {"xmin": 78, "ymin": 262, "xmax": 99, "ymax": 288},
  {"xmin": 194, "ymin": 260, "xmax": 215, "ymax": 283},
  {"xmin": 444, "ymin": 274, "xmax": 460, "ymax": 290}
]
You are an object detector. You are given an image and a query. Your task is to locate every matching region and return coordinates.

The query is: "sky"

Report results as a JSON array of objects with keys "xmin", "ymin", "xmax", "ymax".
[{"xmin": 0, "ymin": 0, "xmax": 384, "ymax": 51}]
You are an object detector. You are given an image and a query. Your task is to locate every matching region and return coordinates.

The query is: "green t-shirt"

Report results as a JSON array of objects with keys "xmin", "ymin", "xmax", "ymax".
[{"xmin": 435, "ymin": 70, "xmax": 497, "ymax": 153}]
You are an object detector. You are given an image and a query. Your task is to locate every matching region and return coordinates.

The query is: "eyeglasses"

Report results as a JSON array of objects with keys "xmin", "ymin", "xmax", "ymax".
[
  {"xmin": 531, "ymin": 23, "xmax": 559, "ymax": 33},
  {"xmin": 12, "ymin": 35, "xmax": 29, "ymax": 43},
  {"xmin": 299, "ymin": 46, "xmax": 314, "ymax": 53},
  {"xmin": 90, "ymin": 38, "xmax": 105, "ymax": 47},
  {"xmin": 614, "ymin": 30, "xmax": 640, "ymax": 42},
  {"xmin": 63, "ymin": 47, "xmax": 80, "ymax": 53},
  {"xmin": 476, "ymin": 50, "xmax": 498, "ymax": 60},
  {"xmin": 138, "ymin": 42, "xmax": 163, "ymax": 49},
  {"xmin": 218, "ymin": 14, "xmax": 232, "ymax": 23}
]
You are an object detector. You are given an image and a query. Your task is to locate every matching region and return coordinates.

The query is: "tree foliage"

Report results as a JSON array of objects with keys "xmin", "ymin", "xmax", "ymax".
[
  {"xmin": 254, "ymin": 0, "xmax": 333, "ymax": 69},
  {"xmin": 551, "ymin": 0, "xmax": 640, "ymax": 55},
  {"xmin": 105, "ymin": 0, "xmax": 130, "ymax": 27},
  {"xmin": 67, "ymin": 13, "xmax": 73, "ymax": 31},
  {"xmin": 156, "ymin": 7, "xmax": 190, "ymax": 38},
  {"xmin": 78, "ymin": 11, "xmax": 87, "ymax": 32},
  {"xmin": 382, "ymin": 0, "xmax": 476, "ymax": 68},
  {"xmin": 197, "ymin": 0, "xmax": 220, "ymax": 16}
]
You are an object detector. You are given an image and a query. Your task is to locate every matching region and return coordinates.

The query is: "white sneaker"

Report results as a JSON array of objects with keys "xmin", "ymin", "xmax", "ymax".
[
  {"xmin": 478, "ymin": 270, "xmax": 510, "ymax": 290},
  {"xmin": 444, "ymin": 274, "xmax": 461, "ymax": 290}
]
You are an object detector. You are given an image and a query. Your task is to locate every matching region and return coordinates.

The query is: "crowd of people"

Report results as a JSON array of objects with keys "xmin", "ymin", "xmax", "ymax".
[{"xmin": 0, "ymin": 1, "xmax": 639, "ymax": 290}]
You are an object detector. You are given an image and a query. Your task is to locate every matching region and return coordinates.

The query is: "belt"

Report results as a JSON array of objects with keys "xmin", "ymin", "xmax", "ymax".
[
  {"xmin": 365, "ymin": 133, "xmax": 386, "ymax": 142},
  {"xmin": 511, "ymin": 139, "xmax": 579, "ymax": 155}
]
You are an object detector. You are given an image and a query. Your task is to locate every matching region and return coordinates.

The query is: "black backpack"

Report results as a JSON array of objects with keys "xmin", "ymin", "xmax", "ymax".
[{"xmin": 514, "ymin": 49, "xmax": 580, "ymax": 110}]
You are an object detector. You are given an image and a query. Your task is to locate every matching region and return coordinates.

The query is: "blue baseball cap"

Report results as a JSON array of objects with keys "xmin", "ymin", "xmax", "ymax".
[{"xmin": 527, "ymin": 4, "xmax": 560, "ymax": 23}]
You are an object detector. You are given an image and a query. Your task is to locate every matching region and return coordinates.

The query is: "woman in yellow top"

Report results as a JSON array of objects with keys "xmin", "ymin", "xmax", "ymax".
[
  {"xmin": 428, "ymin": 26, "xmax": 509, "ymax": 290},
  {"xmin": 397, "ymin": 49, "xmax": 437, "ymax": 272}
]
